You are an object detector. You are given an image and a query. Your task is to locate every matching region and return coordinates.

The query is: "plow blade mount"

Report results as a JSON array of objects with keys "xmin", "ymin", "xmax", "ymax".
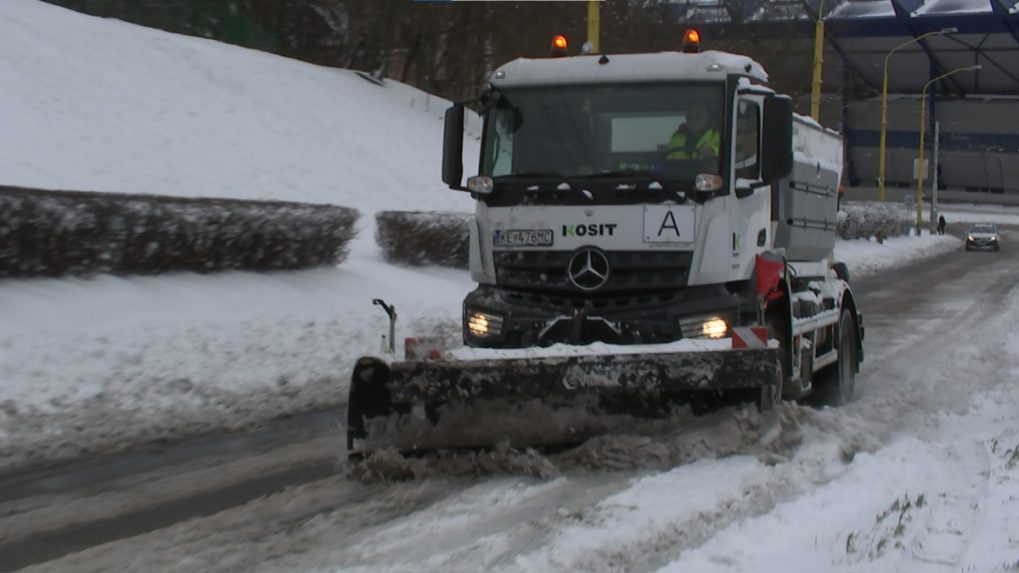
[{"xmin": 347, "ymin": 348, "xmax": 781, "ymax": 456}]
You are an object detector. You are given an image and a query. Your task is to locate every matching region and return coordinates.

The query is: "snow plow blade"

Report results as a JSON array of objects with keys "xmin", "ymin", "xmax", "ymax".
[{"xmin": 347, "ymin": 347, "xmax": 782, "ymax": 457}]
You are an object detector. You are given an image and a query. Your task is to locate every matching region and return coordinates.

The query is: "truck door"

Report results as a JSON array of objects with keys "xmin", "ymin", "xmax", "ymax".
[{"xmin": 729, "ymin": 96, "xmax": 770, "ymax": 281}]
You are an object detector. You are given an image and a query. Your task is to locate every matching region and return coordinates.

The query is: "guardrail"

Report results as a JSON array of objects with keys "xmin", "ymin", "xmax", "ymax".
[{"xmin": 844, "ymin": 186, "xmax": 1019, "ymax": 207}]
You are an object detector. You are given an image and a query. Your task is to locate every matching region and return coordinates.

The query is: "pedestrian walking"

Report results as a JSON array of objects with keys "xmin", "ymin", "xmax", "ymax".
[{"xmin": 937, "ymin": 214, "xmax": 947, "ymax": 235}]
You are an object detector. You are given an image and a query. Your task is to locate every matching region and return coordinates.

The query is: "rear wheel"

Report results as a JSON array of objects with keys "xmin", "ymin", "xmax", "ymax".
[{"xmin": 811, "ymin": 309, "xmax": 857, "ymax": 406}]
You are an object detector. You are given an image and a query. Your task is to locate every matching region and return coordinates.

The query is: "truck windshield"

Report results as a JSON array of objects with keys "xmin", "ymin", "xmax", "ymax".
[{"xmin": 481, "ymin": 83, "xmax": 725, "ymax": 183}]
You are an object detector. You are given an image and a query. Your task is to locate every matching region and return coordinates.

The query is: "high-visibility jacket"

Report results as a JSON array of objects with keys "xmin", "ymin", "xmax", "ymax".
[{"xmin": 666, "ymin": 127, "xmax": 720, "ymax": 160}]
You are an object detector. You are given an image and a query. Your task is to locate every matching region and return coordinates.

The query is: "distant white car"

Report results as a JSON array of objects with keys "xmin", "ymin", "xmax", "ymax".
[{"xmin": 965, "ymin": 223, "xmax": 1000, "ymax": 252}]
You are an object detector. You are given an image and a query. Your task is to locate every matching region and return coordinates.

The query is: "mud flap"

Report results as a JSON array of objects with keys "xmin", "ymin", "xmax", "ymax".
[{"xmin": 347, "ymin": 348, "xmax": 781, "ymax": 455}]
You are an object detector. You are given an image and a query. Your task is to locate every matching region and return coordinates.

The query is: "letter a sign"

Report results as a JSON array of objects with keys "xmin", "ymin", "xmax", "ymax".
[
  {"xmin": 643, "ymin": 205, "xmax": 696, "ymax": 244},
  {"xmin": 658, "ymin": 211, "xmax": 680, "ymax": 238}
]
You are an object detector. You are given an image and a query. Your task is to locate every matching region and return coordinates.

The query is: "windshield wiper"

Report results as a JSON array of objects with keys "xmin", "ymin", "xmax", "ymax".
[
  {"xmin": 582, "ymin": 170, "xmax": 691, "ymax": 201},
  {"xmin": 494, "ymin": 172, "xmax": 571, "ymax": 181},
  {"xmin": 584, "ymin": 170, "xmax": 665, "ymax": 187},
  {"xmin": 494, "ymin": 172, "xmax": 594, "ymax": 199}
]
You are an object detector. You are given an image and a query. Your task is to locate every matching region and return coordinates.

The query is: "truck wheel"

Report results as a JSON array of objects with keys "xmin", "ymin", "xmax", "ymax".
[
  {"xmin": 764, "ymin": 298, "xmax": 793, "ymax": 402},
  {"xmin": 757, "ymin": 318, "xmax": 788, "ymax": 411},
  {"xmin": 812, "ymin": 309, "xmax": 856, "ymax": 406}
]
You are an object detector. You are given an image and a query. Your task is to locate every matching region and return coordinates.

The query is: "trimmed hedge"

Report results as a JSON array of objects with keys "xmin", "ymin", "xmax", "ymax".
[
  {"xmin": 0, "ymin": 185, "xmax": 359, "ymax": 278},
  {"xmin": 838, "ymin": 202, "xmax": 914, "ymax": 240},
  {"xmin": 375, "ymin": 210, "xmax": 472, "ymax": 269},
  {"xmin": 370, "ymin": 202, "xmax": 915, "ymax": 273}
]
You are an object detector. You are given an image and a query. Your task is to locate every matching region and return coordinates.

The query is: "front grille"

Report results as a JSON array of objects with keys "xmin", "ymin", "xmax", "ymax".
[
  {"xmin": 501, "ymin": 288, "xmax": 682, "ymax": 315},
  {"xmin": 493, "ymin": 250, "xmax": 693, "ymax": 293}
]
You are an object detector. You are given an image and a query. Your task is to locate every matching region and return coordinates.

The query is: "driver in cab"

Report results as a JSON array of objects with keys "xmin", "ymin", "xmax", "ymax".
[{"xmin": 666, "ymin": 104, "xmax": 720, "ymax": 161}]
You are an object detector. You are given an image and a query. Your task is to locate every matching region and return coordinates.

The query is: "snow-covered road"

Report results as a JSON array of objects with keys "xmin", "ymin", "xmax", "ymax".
[{"xmin": 9, "ymin": 228, "xmax": 1019, "ymax": 573}]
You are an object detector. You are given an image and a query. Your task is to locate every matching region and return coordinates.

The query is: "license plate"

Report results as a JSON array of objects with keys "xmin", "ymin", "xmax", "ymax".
[{"xmin": 493, "ymin": 229, "xmax": 553, "ymax": 247}]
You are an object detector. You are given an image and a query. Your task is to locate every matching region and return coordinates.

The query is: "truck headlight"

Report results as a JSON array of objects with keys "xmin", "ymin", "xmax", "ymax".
[
  {"xmin": 466, "ymin": 310, "xmax": 504, "ymax": 337},
  {"xmin": 679, "ymin": 315, "xmax": 728, "ymax": 339},
  {"xmin": 701, "ymin": 318, "xmax": 728, "ymax": 339}
]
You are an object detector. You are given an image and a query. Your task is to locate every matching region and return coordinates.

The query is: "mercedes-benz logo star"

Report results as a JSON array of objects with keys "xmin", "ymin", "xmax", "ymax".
[{"xmin": 567, "ymin": 248, "xmax": 610, "ymax": 291}]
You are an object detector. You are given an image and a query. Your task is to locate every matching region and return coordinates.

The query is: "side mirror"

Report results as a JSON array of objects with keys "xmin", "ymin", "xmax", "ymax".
[
  {"xmin": 477, "ymin": 88, "xmax": 501, "ymax": 115},
  {"xmin": 442, "ymin": 104, "xmax": 465, "ymax": 188},
  {"xmin": 761, "ymin": 95, "xmax": 793, "ymax": 182}
]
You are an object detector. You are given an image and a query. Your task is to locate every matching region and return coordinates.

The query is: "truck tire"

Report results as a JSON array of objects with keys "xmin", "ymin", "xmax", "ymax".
[
  {"xmin": 811, "ymin": 308, "xmax": 856, "ymax": 406},
  {"xmin": 764, "ymin": 287, "xmax": 797, "ymax": 402},
  {"xmin": 758, "ymin": 318, "xmax": 788, "ymax": 411}
]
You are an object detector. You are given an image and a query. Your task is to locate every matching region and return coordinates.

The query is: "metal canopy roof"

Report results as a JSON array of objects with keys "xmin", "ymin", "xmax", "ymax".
[{"xmin": 674, "ymin": 0, "xmax": 1019, "ymax": 96}]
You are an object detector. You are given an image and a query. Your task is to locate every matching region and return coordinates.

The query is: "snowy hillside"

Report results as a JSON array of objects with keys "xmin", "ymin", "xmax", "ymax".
[
  {"xmin": 0, "ymin": 0, "xmax": 479, "ymax": 212},
  {"xmin": 0, "ymin": 0, "xmax": 482, "ymax": 470}
]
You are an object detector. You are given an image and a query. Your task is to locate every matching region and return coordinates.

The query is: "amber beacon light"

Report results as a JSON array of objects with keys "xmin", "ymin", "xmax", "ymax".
[
  {"xmin": 550, "ymin": 35, "xmax": 568, "ymax": 57},
  {"xmin": 682, "ymin": 29, "xmax": 700, "ymax": 53}
]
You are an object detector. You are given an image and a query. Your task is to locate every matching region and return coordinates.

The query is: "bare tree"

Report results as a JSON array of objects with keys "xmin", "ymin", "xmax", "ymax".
[{"xmin": 39, "ymin": 0, "xmax": 854, "ymax": 117}]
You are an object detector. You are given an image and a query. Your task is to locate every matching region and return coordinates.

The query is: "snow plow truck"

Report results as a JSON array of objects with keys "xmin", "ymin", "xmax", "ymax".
[{"xmin": 348, "ymin": 32, "xmax": 864, "ymax": 457}]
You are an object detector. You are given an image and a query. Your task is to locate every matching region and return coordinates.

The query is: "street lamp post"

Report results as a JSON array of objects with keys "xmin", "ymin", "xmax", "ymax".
[
  {"xmin": 877, "ymin": 28, "xmax": 956, "ymax": 204},
  {"xmin": 930, "ymin": 119, "xmax": 940, "ymax": 233},
  {"xmin": 587, "ymin": 0, "xmax": 599, "ymax": 54},
  {"xmin": 810, "ymin": 0, "xmax": 826, "ymax": 121},
  {"xmin": 915, "ymin": 65, "xmax": 980, "ymax": 236}
]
